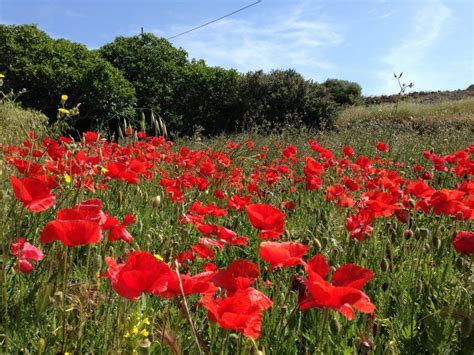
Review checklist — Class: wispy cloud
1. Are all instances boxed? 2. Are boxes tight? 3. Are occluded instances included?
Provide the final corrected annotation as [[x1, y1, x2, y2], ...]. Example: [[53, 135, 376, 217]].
[[375, 0, 453, 94], [161, 1, 342, 78]]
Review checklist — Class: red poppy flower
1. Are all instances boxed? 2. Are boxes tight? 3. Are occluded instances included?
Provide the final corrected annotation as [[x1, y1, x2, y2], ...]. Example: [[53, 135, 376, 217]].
[[155, 270, 217, 299], [429, 189, 466, 216], [405, 180, 434, 198], [39, 199, 106, 246], [363, 191, 400, 218], [104, 251, 174, 300], [10, 176, 56, 212], [102, 214, 136, 243], [83, 131, 99, 143], [191, 243, 215, 259], [342, 146, 355, 157], [299, 254, 375, 320], [212, 259, 259, 293], [259, 241, 309, 269], [200, 287, 272, 339], [40, 219, 102, 246], [453, 231, 474, 255], [346, 210, 374, 241], [245, 203, 285, 239], [11, 237, 44, 273], [376, 142, 389, 152]]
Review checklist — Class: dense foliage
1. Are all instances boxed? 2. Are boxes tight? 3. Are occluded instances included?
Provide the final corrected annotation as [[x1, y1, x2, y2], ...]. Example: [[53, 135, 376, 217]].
[[0, 25, 137, 134], [0, 25, 363, 136]]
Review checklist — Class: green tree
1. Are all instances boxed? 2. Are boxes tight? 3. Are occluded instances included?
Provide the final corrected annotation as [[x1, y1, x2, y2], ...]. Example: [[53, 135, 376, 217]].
[[98, 33, 188, 130], [0, 24, 136, 135], [174, 60, 240, 134]]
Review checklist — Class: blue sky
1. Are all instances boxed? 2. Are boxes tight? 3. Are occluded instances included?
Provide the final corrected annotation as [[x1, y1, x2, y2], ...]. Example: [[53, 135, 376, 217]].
[[0, 0, 472, 95]]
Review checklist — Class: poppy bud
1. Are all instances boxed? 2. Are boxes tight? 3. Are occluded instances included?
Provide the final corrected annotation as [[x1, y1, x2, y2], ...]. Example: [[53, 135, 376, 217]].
[[330, 317, 341, 334], [385, 340, 397, 354], [380, 258, 390, 272], [460, 318, 472, 338], [403, 229, 413, 240], [455, 257, 465, 272], [38, 338, 46, 354], [228, 333, 239, 340], [414, 227, 430, 239], [408, 198, 415, 208], [432, 236, 442, 250], [151, 195, 162, 208], [95, 253, 103, 270], [138, 339, 151, 354], [313, 238, 322, 252], [118, 190, 124, 204]]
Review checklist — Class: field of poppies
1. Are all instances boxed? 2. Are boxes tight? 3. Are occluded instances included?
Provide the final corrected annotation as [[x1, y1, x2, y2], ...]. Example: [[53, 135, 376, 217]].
[[0, 122, 473, 354]]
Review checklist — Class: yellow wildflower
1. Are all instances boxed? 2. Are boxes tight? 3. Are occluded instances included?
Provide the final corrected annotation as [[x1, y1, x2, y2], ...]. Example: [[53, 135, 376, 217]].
[[101, 167, 108, 174], [64, 173, 72, 184], [140, 329, 149, 337], [154, 254, 164, 261], [58, 108, 70, 115], [142, 317, 151, 325], [61, 94, 68, 102], [0, 73, 5, 79], [131, 325, 139, 335]]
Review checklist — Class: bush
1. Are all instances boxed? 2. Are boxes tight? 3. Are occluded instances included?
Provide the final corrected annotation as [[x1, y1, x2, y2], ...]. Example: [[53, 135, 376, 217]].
[[235, 69, 340, 130], [323, 78, 362, 106], [174, 60, 240, 134], [0, 24, 136, 135]]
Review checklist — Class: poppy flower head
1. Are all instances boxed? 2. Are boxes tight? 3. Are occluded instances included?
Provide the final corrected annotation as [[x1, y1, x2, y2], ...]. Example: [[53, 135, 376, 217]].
[[11, 237, 44, 273], [453, 231, 474, 255], [10, 176, 56, 212], [300, 254, 376, 320], [104, 251, 174, 300], [200, 287, 272, 339], [259, 241, 309, 269], [376, 142, 389, 152], [245, 203, 286, 239]]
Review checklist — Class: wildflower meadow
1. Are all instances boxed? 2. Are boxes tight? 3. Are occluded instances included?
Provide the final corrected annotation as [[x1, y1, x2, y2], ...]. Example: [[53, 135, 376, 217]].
[[0, 120, 472, 354]]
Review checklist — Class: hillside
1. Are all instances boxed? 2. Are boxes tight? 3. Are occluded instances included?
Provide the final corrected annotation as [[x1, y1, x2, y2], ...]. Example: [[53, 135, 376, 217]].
[[364, 85, 474, 105]]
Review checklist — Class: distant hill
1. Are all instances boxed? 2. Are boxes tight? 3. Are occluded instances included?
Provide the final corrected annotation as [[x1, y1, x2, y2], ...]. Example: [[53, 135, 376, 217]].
[[364, 85, 474, 105]]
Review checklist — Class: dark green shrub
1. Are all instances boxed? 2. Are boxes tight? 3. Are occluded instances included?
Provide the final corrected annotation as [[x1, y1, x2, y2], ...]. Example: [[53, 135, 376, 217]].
[[323, 78, 362, 106], [174, 60, 240, 134], [236, 69, 309, 128], [235, 69, 340, 130], [0, 24, 137, 134], [304, 83, 339, 129]]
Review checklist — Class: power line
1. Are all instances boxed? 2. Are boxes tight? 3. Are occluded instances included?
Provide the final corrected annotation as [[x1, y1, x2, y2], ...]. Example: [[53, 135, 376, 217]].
[[166, 1, 262, 40]]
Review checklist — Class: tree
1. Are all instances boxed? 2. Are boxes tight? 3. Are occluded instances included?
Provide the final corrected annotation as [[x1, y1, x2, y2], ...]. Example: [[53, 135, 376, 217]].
[[0, 24, 136, 135], [174, 60, 240, 134], [98, 33, 188, 130]]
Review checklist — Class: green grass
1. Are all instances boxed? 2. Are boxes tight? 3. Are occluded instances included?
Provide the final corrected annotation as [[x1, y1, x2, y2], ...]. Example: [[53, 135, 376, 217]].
[[336, 97, 474, 134], [0, 100, 48, 146]]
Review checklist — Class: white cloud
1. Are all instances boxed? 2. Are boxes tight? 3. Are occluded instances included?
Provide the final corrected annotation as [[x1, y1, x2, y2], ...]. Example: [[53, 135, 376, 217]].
[[374, 0, 453, 94], [161, 1, 342, 78]]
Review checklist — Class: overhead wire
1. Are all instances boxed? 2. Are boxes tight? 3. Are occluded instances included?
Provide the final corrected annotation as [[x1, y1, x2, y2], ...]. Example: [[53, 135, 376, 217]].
[[166, 1, 262, 40]]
